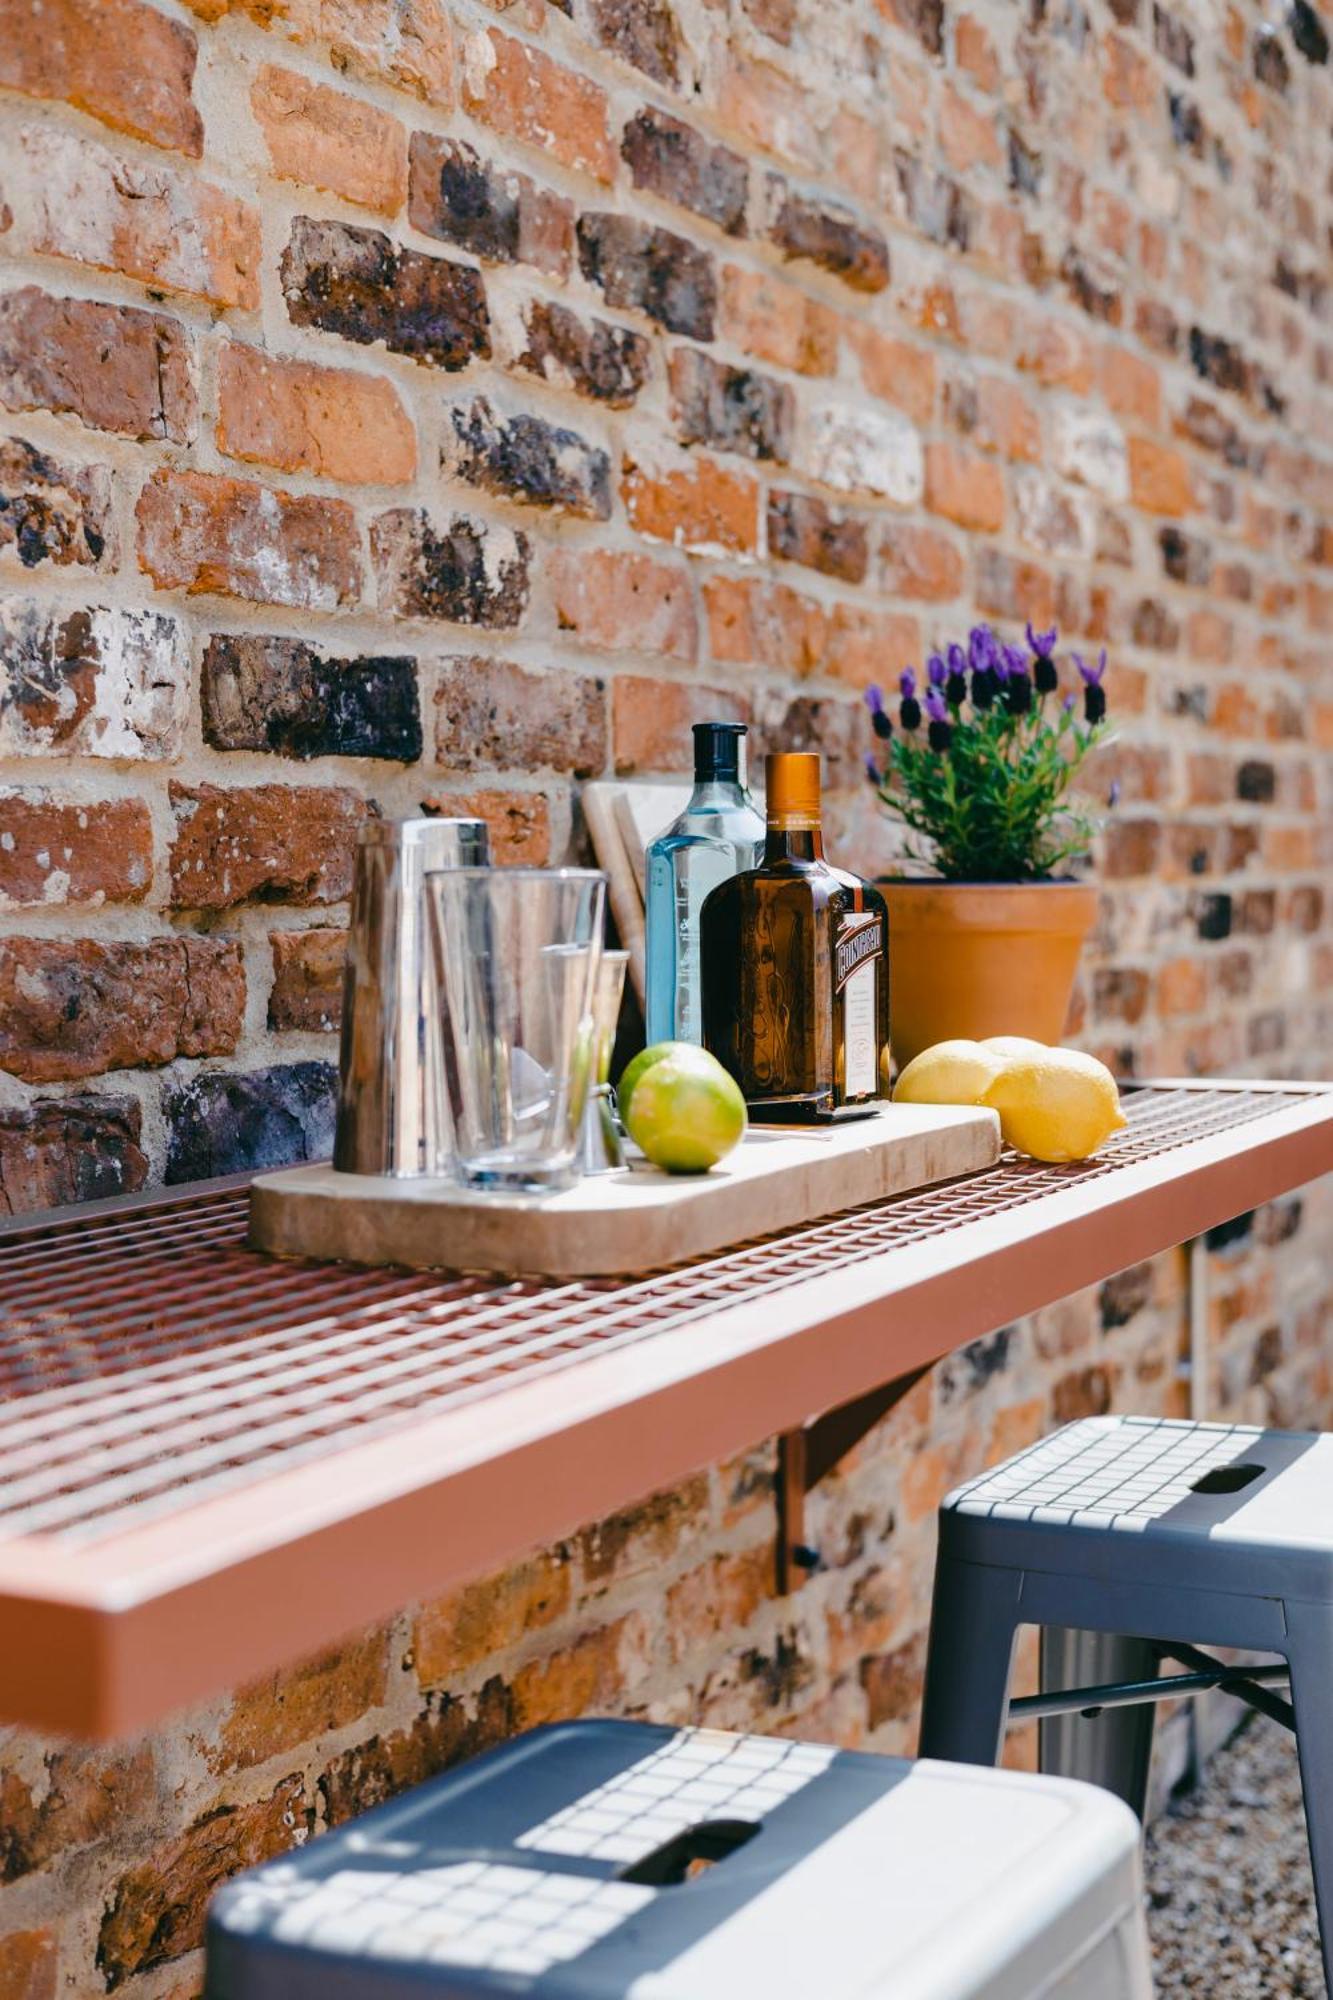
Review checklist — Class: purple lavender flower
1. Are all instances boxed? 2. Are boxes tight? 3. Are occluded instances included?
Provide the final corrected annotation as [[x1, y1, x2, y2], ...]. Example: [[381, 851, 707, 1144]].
[[1002, 644, 1028, 678], [900, 691, 922, 731], [968, 624, 1000, 675], [1074, 648, 1109, 724], [1073, 648, 1108, 687], [1026, 621, 1058, 659], [925, 685, 953, 750], [927, 651, 947, 687], [1062, 690, 1077, 714], [1107, 779, 1122, 808], [899, 667, 917, 699], [865, 683, 885, 714], [864, 752, 883, 786], [924, 685, 949, 723], [944, 641, 968, 706]]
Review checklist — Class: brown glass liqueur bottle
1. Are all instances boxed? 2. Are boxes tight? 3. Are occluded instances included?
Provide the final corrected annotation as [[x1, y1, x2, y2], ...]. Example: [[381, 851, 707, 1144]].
[[701, 752, 890, 1122]]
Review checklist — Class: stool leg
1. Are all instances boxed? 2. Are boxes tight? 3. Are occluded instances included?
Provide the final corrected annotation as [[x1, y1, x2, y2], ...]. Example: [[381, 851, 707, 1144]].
[[1282, 1601, 1333, 1994], [919, 1556, 1022, 1766], [1038, 1628, 1157, 1821]]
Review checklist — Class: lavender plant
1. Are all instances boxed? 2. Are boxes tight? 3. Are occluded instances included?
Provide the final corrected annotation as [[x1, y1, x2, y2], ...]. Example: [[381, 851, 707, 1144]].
[[863, 623, 1113, 883]]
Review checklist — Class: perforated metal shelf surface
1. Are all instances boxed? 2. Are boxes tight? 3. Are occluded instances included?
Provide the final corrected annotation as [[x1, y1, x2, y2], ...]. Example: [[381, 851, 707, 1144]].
[[1, 1080, 1330, 1740]]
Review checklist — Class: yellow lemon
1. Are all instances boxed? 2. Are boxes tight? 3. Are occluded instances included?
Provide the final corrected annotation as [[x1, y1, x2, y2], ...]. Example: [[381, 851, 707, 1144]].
[[980, 1035, 1049, 1057], [982, 1049, 1127, 1162], [893, 1038, 1007, 1107], [623, 1047, 747, 1173]]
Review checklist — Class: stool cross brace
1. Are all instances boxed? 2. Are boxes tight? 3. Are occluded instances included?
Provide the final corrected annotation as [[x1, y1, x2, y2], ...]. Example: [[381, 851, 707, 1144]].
[[1008, 1641, 1296, 1734]]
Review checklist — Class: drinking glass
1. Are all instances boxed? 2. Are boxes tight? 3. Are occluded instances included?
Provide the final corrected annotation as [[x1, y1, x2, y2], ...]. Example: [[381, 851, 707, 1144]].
[[425, 867, 606, 1194]]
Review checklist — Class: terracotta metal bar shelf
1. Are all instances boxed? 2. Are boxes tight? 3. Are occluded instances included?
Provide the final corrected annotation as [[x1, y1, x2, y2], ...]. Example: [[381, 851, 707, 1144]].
[[1, 1081, 1331, 1740]]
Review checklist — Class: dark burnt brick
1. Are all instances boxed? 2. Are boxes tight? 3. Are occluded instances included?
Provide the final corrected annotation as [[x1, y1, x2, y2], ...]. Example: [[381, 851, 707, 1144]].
[[371, 508, 531, 627], [1248, 1009, 1285, 1057], [443, 398, 612, 519], [1206, 1210, 1253, 1252], [1061, 248, 1121, 324], [1107, 0, 1139, 18], [408, 135, 572, 277], [282, 217, 490, 372], [1193, 891, 1232, 941], [1100, 1261, 1153, 1329], [1053, 1364, 1114, 1423], [766, 490, 868, 583], [0, 438, 113, 570], [1093, 965, 1151, 1024], [880, 0, 944, 55], [202, 634, 422, 762], [577, 213, 716, 340], [590, 0, 682, 85], [892, 151, 971, 252], [1167, 91, 1204, 154], [0, 289, 196, 443], [1008, 127, 1042, 196], [513, 298, 650, 407], [621, 109, 748, 238], [1152, 2, 1194, 72], [765, 180, 889, 292], [1159, 525, 1212, 586], [1291, 0, 1330, 62], [0, 1094, 146, 1216], [1130, 599, 1180, 649], [165, 1061, 337, 1182], [1189, 326, 1249, 398], [435, 656, 607, 776], [936, 1326, 1013, 1404], [1236, 758, 1276, 803], [1180, 396, 1249, 468], [0, 936, 245, 1084], [669, 348, 793, 463], [1254, 26, 1291, 88]]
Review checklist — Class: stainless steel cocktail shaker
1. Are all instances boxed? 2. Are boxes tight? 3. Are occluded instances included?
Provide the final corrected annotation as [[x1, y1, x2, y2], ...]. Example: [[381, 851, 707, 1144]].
[[334, 816, 489, 1177]]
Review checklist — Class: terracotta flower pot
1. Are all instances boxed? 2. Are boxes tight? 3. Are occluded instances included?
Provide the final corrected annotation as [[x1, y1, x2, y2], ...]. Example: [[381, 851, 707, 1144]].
[[881, 879, 1098, 1071]]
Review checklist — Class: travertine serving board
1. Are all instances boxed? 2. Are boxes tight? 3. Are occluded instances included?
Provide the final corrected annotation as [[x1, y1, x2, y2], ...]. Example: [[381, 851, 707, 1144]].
[[248, 1104, 1001, 1279]]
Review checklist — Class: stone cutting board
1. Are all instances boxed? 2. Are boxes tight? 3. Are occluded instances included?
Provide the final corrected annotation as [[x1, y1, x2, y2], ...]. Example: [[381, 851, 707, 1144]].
[[248, 1103, 1001, 1279]]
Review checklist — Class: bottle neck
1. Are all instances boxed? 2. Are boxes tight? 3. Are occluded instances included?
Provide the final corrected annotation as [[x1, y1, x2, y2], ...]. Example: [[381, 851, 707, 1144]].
[[689, 775, 749, 809], [765, 818, 825, 864]]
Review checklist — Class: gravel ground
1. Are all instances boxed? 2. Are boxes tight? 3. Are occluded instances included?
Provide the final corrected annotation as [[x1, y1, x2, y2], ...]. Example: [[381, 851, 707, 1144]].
[[1145, 1716, 1324, 1996]]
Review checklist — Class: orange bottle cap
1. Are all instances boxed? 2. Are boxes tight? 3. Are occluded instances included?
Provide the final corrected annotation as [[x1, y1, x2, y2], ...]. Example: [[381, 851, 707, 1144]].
[[765, 751, 821, 825]]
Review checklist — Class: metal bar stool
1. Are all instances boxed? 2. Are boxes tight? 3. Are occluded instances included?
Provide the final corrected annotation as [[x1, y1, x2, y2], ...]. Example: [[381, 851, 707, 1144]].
[[919, 1414, 1333, 1986], [206, 1719, 1153, 1998]]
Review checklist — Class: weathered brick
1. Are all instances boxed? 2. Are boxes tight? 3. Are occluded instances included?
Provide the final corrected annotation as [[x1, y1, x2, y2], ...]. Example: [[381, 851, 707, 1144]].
[[0, 438, 113, 571], [0, 937, 244, 1083], [720, 266, 838, 376], [578, 214, 716, 339], [1129, 435, 1194, 516], [549, 547, 696, 661], [893, 149, 974, 251], [213, 1633, 388, 1773], [669, 347, 793, 462], [443, 398, 611, 518], [824, 604, 921, 687], [216, 345, 415, 485], [879, 521, 966, 599], [0, 791, 152, 909], [503, 296, 651, 407], [765, 178, 890, 292], [165, 1063, 337, 1182], [880, 0, 944, 54], [137, 468, 360, 611], [613, 676, 747, 772], [0, 1094, 147, 1215], [621, 108, 748, 237], [416, 1552, 571, 1683], [282, 216, 490, 370], [0, 1930, 56, 2000], [767, 490, 868, 583], [371, 507, 531, 626], [251, 65, 407, 214], [419, 787, 550, 863], [795, 402, 925, 504], [23, 126, 260, 310], [924, 439, 1006, 530], [849, 328, 937, 426], [0, 290, 196, 443], [203, 634, 422, 761], [0, 599, 189, 759], [0, 0, 202, 155], [621, 447, 760, 553], [705, 575, 828, 675], [591, 0, 683, 85], [408, 133, 571, 275], [435, 656, 606, 775], [462, 29, 614, 182], [268, 928, 346, 1033], [168, 780, 367, 910]]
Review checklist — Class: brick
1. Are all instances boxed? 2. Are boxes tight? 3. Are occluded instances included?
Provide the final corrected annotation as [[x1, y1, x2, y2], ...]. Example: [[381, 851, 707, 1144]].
[[509, 1616, 648, 1730], [462, 28, 614, 182], [0, 437, 113, 570], [23, 126, 260, 310], [216, 345, 415, 485], [955, 13, 1000, 87], [767, 490, 868, 583], [720, 265, 837, 376], [1129, 435, 1194, 516], [443, 397, 612, 519], [622, 108, 748, 237], [718, 52, 820, 172], [165, 1062, 337, 1181], [893, 149, 974, 252], [317, 1685, 515, 1829], [0, 599, 189, 759], [269, 928, 346, 1032], [97, 1776, 310, 1986], [704, 575, 827, 675], [203, 633, 422, 761], [168, 780, 367, 910], [419, 787, 551, 863], [549, 547, 696, 661], [0, 290, 196, 443], [1052, 404, 1129, 500], [665, 1547, 773, 1661], [1014, 469, 1095, 557], [282, 216, 490, 371], [0, 0, 202, 155], [1100, 343, 1162, 428], [0, 1095, 147, 1214], [880, 0, 944, 54], [879, 521, 966, 599], [371, 507, 531, 626], [251, 65, 407, 214], [0, 791, 152, 909], [214, 1633, 388, 1773], [435, 657, 606, 775], [0, 1741, 156, 1884], [137, 469, 361, 611], [416, 1551, 571, 1683], [591, 0, 683, 85], [974, 547, 1054, 626], [825, 604, 921, 687], [924, 440, 1006, 530], [939, 81, 1002, 174], [621, 447, 760, 554], [669, 348, 793, 462], [504, 296, 650, 407], [613, 676, 747, 772], [0, 1931, 56, 2000], [765, 178, 890, 291], [238, 0, 452, 104], [0, 937, 244, 1083], [408, 133, 571, 275], [849, 328, 937, 427], [797, 403, 924, 504], [950, 374, 1042, 462], [578, 214, 716, 339]]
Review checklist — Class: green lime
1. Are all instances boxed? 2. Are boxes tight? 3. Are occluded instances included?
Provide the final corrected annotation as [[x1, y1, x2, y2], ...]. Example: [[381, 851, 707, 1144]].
[[623, 1048, 747, 1174], [617, 1041, 698, 1125]]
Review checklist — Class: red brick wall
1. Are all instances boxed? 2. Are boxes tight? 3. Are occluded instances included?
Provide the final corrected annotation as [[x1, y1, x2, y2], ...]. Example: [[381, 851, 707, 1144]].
[[1, 0, 1332, 1990]]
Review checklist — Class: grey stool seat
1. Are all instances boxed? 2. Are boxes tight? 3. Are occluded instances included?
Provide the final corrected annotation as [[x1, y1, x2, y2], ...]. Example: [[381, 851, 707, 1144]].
[[205, 1720, 1153, 1999], [920, 1415, 1333, 1985]]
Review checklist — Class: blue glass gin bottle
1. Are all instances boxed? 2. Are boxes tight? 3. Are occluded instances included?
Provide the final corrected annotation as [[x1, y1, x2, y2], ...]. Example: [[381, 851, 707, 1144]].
[[645, 721, 765, 1045]]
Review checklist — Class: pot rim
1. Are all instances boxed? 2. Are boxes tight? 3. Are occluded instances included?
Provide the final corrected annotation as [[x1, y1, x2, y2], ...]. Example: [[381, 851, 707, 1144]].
[[876, 874, 1095, 888]]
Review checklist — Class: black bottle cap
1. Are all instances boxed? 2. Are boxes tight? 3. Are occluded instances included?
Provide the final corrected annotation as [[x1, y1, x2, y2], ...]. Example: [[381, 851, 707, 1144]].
[[693, 720, 747, 783]]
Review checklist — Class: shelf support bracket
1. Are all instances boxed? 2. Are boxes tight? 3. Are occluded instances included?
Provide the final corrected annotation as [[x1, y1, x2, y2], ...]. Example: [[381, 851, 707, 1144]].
[[776, 1367, 930, 1593]]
